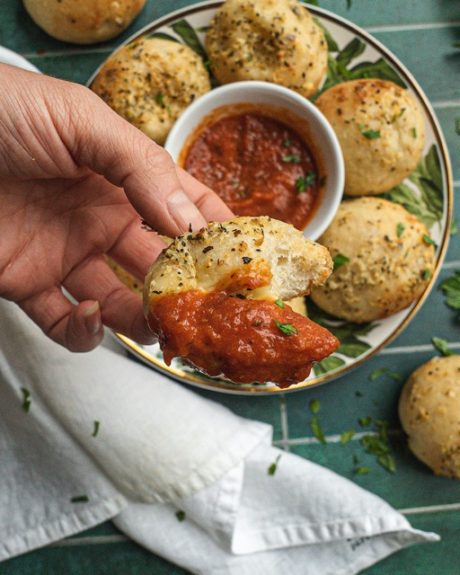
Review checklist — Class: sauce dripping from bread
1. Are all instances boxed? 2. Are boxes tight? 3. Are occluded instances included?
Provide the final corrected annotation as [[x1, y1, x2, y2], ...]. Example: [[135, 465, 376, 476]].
[[148, 290, 339, 387]]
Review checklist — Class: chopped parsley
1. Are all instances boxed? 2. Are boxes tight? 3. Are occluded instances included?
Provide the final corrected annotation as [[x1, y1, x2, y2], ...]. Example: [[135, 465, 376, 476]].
[[359, 124, 381, 139], [360, 420, 396, 474], [154, 92, 164, 106], [396, 222, 405, 238], [275, 299, 285, 309], [310, 416, 326, 444], [422, 234, 437, 247], [354, 466, 370, 475], [333, 253, 349, 271], [309, 399, 321, 414], [295, 172, 316, 193], [440, 271, 460, 311], [71, 495, 89, 503], [21, 388, 31, 413], [391, 107, 406, 123], [274, 321, 298, 335], [358, 416, 372, 427], [92, 420, 100, 438], [422, 268, 432, 281], [242, 256, 252, 264], [340, 430, 356, 444], [282, 139, 293, 147], [202, 245, 214, 254], [267, 454, 282, 476], [175, 510, 186, 522], [411, 127, 417, 138], [368, 368, 402, 382], [282, 154, 301, 164], [432, 336, 454, 357]]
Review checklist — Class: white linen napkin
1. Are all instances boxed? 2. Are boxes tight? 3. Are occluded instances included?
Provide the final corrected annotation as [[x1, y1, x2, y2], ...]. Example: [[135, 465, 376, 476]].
[[0, 298, 439, 573]]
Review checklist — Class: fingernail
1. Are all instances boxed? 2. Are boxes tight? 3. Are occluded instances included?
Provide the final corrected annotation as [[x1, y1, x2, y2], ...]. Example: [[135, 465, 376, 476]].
[[167, 190, 206, 231], [83, 302, 101, 335]]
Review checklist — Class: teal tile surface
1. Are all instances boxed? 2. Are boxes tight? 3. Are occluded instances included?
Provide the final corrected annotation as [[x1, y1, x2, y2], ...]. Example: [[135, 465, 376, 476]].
[[290, 439, 460, 509], [371, 28, 460, 102], [1, 537, 188, 575]]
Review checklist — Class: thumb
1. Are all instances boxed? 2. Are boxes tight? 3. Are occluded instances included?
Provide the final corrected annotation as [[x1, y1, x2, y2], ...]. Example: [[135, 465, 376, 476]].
[[62, 85, 207, 236]]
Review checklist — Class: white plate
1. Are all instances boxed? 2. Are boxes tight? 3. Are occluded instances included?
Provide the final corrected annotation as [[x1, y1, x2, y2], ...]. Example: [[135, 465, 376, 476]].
[[90, 1, 453, 395]]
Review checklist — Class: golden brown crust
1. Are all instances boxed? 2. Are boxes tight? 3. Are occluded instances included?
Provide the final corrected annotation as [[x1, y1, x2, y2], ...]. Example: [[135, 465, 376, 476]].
[[91, 38, 211, 144], [316, 79, 426, 196], [23, 0, 145, 44], [310, 198, 436, 323], [205, 0, 327, 98], [399, 356, 460, 479], [144, 216, 333, 315]]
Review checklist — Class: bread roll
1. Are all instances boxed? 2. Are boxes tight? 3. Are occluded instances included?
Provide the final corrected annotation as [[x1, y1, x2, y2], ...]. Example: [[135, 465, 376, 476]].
[[310, 198, 436, 323], [205, 0, 327, 98], [144, 216, 338, 386], [91, 37, 211, 144], [399, 356, 460, 479], [316, 79, 426, 196], [23, 0, 145, 44], [144, 216, 332, 309]]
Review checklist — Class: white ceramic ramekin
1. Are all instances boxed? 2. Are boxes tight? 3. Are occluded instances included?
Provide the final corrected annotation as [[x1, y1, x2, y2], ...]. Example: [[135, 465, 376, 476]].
[[165, 81, 344, 240]]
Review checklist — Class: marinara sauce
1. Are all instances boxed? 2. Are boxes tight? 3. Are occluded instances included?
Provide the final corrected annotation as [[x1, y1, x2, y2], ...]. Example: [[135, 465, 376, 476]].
[[149, 291, 339, 388], [182, 106, 322, 230]]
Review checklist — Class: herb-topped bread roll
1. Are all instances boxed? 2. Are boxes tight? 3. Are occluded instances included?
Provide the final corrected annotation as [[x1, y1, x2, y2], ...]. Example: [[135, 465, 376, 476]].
[[316, 79, 426, 196], [91, 38, 211, 144], [23, 0, 145, 44], [310, 198, 436, 323], [399, 356, 460, 479], [144, 216, 338, 387], [205, 0, 327, 98]]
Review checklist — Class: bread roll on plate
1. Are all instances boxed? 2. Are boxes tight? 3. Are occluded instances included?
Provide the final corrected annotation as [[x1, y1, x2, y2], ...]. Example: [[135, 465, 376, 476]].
[[316, 79, 426, 196], [205, 0, 327, 98], [91, 38, 211, 144], [310, 197, 436, 323], [23, 0, 145, 44], [399, 355, 460, 479], [144, 216, 339, 387]]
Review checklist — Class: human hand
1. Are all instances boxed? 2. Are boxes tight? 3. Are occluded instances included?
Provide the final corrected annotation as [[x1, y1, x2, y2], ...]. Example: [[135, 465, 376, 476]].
[[0, 64, 232, 351]]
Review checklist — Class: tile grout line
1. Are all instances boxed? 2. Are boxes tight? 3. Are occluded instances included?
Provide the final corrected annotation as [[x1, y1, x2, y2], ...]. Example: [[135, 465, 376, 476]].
[[366, 21, 460, 33], [432, 100, 460, 109], [443, 260, 460, 269], [273, 429, 403, 447], [399, 502, 460, 515], [279, 394, 291, 452], [381, 342, 460, 356]]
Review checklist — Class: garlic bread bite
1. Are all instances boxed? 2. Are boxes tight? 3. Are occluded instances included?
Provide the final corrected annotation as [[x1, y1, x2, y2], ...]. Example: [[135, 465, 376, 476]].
[[144, 216, 339, 387], [23, 0, 145, 44], [316, 79, 426, 196], [310, 198, 436, 323], [205, 0, 328, 98], [91, 38, 211, 144], [399, 356, 460, 479]]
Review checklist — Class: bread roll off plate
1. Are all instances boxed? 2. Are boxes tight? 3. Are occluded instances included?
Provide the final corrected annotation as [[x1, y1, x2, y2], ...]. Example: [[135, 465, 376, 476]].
[[89, 0, 452, 394]]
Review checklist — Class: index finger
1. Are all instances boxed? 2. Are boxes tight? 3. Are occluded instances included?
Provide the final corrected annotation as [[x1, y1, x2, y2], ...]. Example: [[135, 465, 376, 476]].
[[176, 167, 234, 223]]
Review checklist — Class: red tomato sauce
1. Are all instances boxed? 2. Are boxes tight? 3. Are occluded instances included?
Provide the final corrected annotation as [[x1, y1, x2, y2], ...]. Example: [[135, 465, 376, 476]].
[[182, 109, 322, 230], [149, 290, 339, 388]]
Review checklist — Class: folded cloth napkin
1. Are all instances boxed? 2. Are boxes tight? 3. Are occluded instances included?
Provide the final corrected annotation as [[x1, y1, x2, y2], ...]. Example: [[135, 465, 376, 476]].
[[0, 298, 438, 574]]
